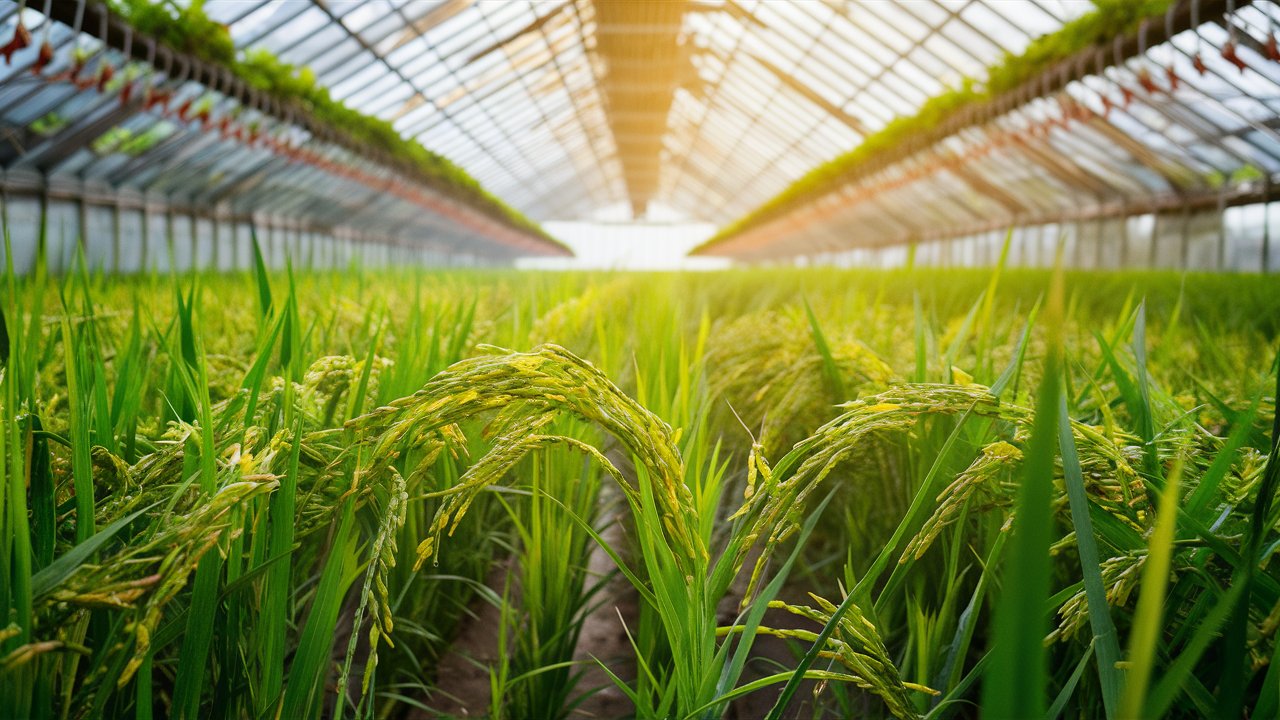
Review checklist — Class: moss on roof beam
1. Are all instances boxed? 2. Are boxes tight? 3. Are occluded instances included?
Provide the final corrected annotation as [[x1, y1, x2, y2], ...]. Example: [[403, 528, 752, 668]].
[[694, 0, 1240, 258]]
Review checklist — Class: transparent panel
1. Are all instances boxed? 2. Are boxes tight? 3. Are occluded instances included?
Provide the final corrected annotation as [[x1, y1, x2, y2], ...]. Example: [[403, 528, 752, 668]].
[[118, 209, 144, 274]]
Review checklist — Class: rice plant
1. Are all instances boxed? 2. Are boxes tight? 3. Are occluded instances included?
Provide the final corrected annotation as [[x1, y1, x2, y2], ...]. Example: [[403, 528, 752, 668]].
[[0, 228, 1277, 718]]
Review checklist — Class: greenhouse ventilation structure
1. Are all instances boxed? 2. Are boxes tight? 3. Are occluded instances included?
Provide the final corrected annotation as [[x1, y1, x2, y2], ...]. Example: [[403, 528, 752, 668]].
[[0, 0, 1279, 718]]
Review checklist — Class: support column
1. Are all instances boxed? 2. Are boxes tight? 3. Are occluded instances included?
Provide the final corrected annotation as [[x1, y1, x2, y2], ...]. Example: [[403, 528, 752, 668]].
[[140, 204, 151, 274], [1093, 216, 1104, 269], [1216, 191, 1227, 271], [212, 213, 221, 272], [1264, 181, 1273, 273], [112, 200, 122, 276], [1149, 212, 1159, 268], [1179, 206, 1191, 270], [188, 212, 198, 272], [165, 207, 177, 274], [1120, 211, 1131, 270]]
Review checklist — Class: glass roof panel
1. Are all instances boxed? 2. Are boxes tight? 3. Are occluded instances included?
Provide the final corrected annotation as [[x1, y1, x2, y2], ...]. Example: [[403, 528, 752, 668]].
[[10, 0, 1280, 259]]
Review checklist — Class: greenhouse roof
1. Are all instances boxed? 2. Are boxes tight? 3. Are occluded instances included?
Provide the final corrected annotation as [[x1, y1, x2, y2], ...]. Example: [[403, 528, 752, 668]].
[[193, 0, 1095, 223], [3, 0, 1280, 261]]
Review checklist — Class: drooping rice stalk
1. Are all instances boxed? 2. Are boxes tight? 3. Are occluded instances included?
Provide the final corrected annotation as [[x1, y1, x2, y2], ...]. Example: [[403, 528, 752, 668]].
[[0, 231, 1276, 720]]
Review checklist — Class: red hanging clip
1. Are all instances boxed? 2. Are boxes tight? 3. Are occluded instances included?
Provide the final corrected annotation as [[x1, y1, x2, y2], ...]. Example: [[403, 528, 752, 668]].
[[31, 39, 52, 74], [1137, 67, 1160, 94], [96, 63, 114, 92], [1165, 65, 1180, 91], [1, 21, 30, 64], [1055, 99, 1070, 125], [1267, 34, 1280, 62], [144, 86, 170, 111], [1193, 53, 1208, 75], [1222, 41, 1248, 71]]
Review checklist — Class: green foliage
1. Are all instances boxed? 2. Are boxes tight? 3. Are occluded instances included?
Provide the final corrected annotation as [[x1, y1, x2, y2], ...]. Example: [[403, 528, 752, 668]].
[[984, 0, 1172, 95], [0, 220, 1277, 719], [109, 0, 235, 65], [90, 122, 174, 156], [30, 112, 68, 136], [981, 268, 1062, 718]]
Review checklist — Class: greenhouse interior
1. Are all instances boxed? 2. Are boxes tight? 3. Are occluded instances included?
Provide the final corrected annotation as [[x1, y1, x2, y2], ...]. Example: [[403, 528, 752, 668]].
[[0, 0, 1279, 718]]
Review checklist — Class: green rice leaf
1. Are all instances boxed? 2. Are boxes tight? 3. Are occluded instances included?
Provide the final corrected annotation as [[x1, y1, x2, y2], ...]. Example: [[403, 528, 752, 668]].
[[1058, 394, 1123, 718], [1118, 461, 1182, 719], [31, 505, 154, 599], [981, 267, 1064, 719]]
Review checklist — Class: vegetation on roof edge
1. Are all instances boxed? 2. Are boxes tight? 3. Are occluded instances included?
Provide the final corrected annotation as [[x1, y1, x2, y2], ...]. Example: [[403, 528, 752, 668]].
[[695, 0, 1173, 254], [107, 0, 565, 251]]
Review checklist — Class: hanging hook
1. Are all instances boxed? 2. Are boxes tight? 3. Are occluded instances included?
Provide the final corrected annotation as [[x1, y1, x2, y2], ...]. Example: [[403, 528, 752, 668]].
[[273, 101, 291, 154], [1190, 0, 1208, 74], [1222, 0, 1248, 71], [203, 66, 226, 130], [232, 75, 247, 109], [97, 3, 108, 48], [59, 0, 89, 79], [223, 70, 238, 106], [114, 23, 137, 104], [172, 50, 188, 84], [1053, 61, 1072, 128], [130, 15, 159, 99], [1135, 15, 1161, 94], [1072, 52, 1093, 121], [70, 0, 85, 35], [246, 87, 264, 145], [277, 98, 295, 148], [174, 53, 200, 122], [88, 3, 116, 90], [985, 87, 1005, 152], [185, 57, 202, 92], [187, 62, 212, 125], [30, 0, 56, 73], [1031, 64, 1049, 137], [206, 63, 222, 99], [1164, 2, 1181, 90], [1094, 47, 1114, 118], [1, 0, 32, 65], [222, 75, 246, 141], [144, 40, 173, 110], [38, 0, 51, 39], [1114, 34, 1135, 107]]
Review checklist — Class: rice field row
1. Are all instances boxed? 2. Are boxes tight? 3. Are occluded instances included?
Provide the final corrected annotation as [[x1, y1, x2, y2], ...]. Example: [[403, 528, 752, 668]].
[[0, 241, 1277, 719]]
